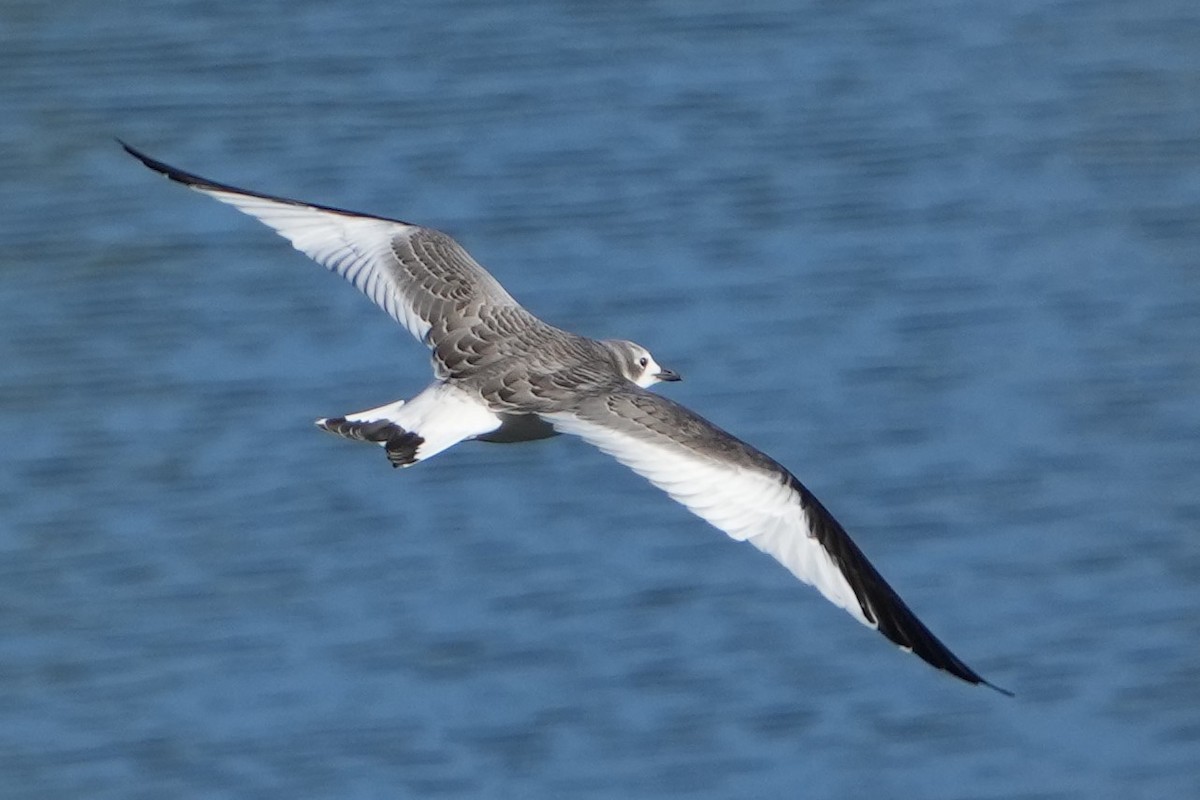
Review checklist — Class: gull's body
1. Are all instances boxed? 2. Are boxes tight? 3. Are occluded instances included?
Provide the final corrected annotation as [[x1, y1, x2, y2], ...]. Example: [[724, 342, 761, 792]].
[[123, 142, 1007, 694]]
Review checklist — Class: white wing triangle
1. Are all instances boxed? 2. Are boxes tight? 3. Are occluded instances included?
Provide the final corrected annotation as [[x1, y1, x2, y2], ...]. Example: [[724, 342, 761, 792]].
[[545, 408, 871, 624]]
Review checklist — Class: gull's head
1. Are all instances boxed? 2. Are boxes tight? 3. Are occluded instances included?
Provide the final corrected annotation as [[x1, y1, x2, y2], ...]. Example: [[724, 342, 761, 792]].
[[605, 340, 682, 388]]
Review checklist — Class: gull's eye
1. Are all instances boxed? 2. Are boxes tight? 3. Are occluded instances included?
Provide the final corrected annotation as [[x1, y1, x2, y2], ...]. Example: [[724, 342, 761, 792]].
[[638, 356, 649, 368]]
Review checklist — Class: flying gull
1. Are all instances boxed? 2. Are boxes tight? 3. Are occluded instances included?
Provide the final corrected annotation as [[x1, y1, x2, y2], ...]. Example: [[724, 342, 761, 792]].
[[123, 142, 1008, 694]]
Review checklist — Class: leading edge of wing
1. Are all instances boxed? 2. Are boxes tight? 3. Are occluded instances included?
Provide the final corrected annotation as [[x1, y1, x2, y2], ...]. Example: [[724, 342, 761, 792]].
[[119, 140, 415, 226]]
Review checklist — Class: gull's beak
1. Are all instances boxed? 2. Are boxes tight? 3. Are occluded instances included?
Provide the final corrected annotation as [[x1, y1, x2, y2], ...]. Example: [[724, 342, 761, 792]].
[[656, 368, 682, 382]]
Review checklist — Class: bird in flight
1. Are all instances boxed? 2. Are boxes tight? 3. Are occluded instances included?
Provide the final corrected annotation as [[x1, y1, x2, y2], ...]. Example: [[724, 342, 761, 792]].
[[123, 142, 1008, 695]]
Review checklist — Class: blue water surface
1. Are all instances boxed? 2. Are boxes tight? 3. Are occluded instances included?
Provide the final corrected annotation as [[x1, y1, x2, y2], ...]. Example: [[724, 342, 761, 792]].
[[2, 1, 1198, 797]]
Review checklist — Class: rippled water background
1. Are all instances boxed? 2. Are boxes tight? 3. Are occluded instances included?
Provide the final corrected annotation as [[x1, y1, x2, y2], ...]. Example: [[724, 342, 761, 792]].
[[3, 1, 1199, 797]]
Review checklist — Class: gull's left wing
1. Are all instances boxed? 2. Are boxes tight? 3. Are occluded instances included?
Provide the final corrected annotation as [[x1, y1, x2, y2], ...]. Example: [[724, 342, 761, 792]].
[[121, 142, 537, 378]]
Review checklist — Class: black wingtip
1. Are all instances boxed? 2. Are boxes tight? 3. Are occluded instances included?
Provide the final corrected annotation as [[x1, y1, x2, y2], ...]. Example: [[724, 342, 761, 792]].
[[118, 139, 159, 170], [118, 139, 217, 190], [790, 475, 1010, 695], [118, 140, 418, 225]]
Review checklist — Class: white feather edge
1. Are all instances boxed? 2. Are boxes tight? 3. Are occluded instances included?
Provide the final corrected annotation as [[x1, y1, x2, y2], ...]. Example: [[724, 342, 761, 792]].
[[186, 185, 431, 342], [543, 411, 874, 629]]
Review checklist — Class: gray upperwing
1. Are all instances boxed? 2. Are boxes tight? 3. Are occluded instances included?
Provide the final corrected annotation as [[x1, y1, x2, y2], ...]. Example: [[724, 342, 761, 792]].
[[123, 142, 534, 375], [548, 385, 1008, 693], [569, 385, 786, 474]]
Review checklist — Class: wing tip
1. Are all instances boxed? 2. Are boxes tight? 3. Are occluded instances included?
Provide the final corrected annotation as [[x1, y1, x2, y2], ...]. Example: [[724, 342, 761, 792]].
[[791, 475, 1010, 695], [119, 139, 170, 175], [119, 139, 167, 178], [981, 679, 1015, 697], [119, 139, 233, 194], [119, 140, 422, 227], [934, 650, 1013, 696]]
